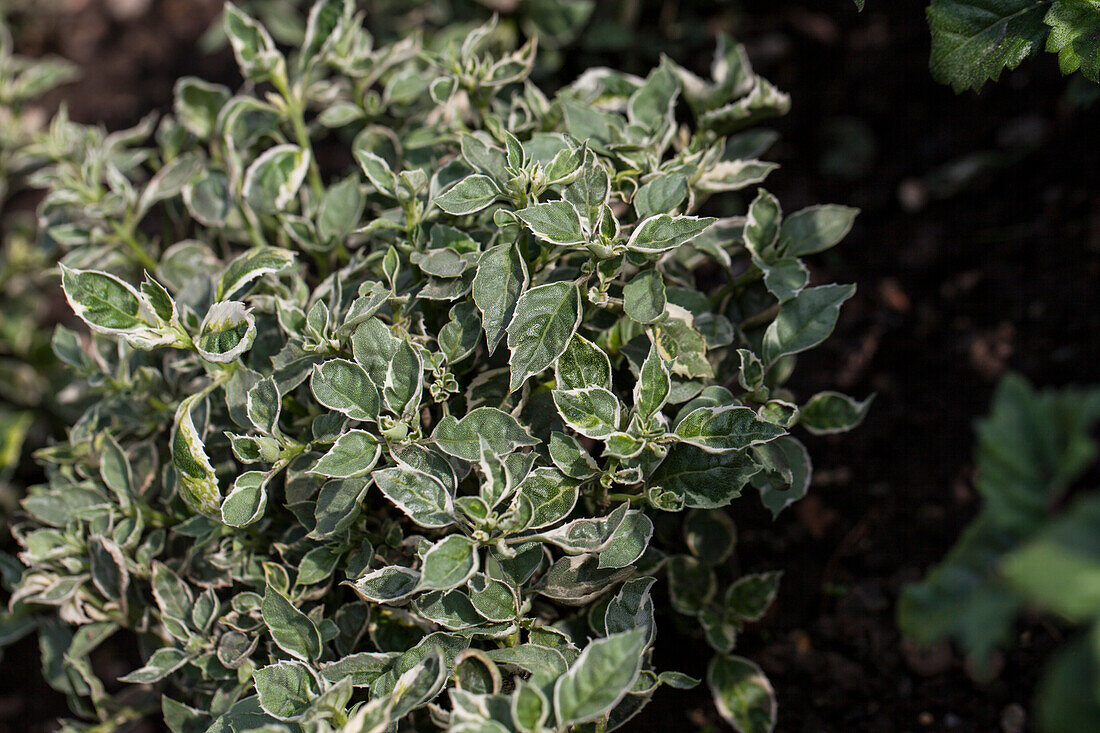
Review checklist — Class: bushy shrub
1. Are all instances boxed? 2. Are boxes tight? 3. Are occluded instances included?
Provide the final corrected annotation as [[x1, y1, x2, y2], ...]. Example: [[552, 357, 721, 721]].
[[0, 19, 76, 500], [2, 2, 868, 730], [900, 374, 1100, 733]]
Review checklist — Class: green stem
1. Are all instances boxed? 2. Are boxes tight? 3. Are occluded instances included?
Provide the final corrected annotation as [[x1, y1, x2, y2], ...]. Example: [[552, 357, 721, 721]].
[[110, 219, 158, 272]]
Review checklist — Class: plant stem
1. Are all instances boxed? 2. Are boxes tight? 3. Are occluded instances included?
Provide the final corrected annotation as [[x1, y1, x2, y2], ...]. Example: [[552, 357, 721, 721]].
[[111, 219, 158, 272]]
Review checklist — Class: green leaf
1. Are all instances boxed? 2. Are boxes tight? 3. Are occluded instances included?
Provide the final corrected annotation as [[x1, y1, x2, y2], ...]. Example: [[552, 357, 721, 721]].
[[246, 376, 281, 435], [253, 661, 320, 721], [473, 243, 528, 354], [172, 394, 221, 518], [698, 77, 790, 135], [651, 444, 762, 509], [563, 149, 611, 221], [1035, 633, 1100, 733], [897, 514, 1022, 663], [186, 169, 232, 227], [553, 387, 621, 439], [383, 338, 424, 417], [511, 679, 551, 732], [598, 511, 654, 569], [653, 315, 713, 379], [726, 571, 782, 621], [431, 406, 538, 461], [354, 150, 397, 197], [348, 566, 422, 603], [778, 204, 859, 256], [138, 154, 204, 216], [668, 554, 716, 615], [221, 471, 268, 527], [800, 391, 874, 435], [553, 628, 648, 726], [975, 373, 1100, 529], [556, 334, 612, 391], [762, 284, 856, 365], [173, 77, 230, 139], [300, 0, 344, 72], [87, 534, 129, 603], [310, 359, 380, 422], [548, 431, 599, 479], [223, 3, 281, 82], [461, 132, 508, 181], [419, 535, 479, 591], [99, 433, 134, 511], [684, 509, 737, 566], [744, 189, 781, 254], [312, 477, 371, 539], [1003, 496, 1100, 621], [628, 59, 680, 130], [319, 652, 397, 688], [760, 258, 809, 304], [196, 301, 256, 364], [633, 175, 688, 219], [318, 176, 365, 243], [515, 467, 580, 529], [623, 270, 667, 324], [604, 577, 656, 640], [697, 160, 778, 193], [435, 175, 502, 215], [1045, 0, 1100, 81], [262, 584, 322, 662], [391, 649, 447, 718], [243, 145, 310, 214], [675, 405, 786, 453], [626, 215, 716, 254], [373, 466, 454, 528], [708, 654, 777, 733], [217, 246, 297, 301], [311, 430, 381, 478], [151, 562, 193, 623], [507, 281, 582, 391], [927, 0, 1051, 93], [753, 436, 813, 518], [514, 201, 586, 246], [59, 266, 158, 336], [118, 647, 191, 684], [635, 342, 671, 420], [536, 506, 627, 554]]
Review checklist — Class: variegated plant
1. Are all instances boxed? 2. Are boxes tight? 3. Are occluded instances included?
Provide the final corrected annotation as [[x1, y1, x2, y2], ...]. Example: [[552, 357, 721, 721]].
[[2, 2, 869, 731]]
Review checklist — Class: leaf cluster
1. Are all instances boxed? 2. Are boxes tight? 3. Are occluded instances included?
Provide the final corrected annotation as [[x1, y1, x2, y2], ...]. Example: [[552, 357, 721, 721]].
[[925, 0, 1100, 91], [0, 19, 78, 491], [2, 3, 866, 731], [900, 373, 1100, 733]]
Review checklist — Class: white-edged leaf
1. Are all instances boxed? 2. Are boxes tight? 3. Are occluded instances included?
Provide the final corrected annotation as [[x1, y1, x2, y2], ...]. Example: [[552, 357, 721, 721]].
[[171, 393, 221, 518], [243, 144, 311, 214], [626, 214, 716, 254], [553, 628, 648, 726], [310, 359, 380, 422], [196, 301, 256, 363], [507, 281, 582, 391]]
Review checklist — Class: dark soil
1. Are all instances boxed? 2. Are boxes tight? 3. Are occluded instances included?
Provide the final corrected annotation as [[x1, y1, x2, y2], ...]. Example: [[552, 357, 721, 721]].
[[5, 1, 1099, 731]]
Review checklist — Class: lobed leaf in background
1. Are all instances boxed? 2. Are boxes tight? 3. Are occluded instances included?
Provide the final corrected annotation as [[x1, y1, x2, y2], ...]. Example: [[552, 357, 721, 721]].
[[926, 0, 1100, 92], [900, 373, 1100, 733]]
